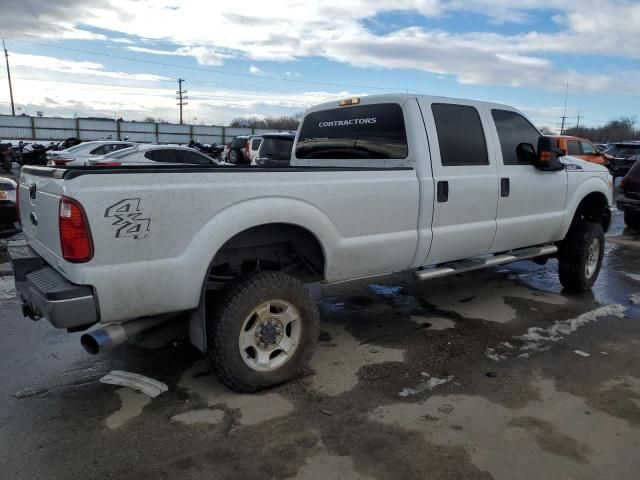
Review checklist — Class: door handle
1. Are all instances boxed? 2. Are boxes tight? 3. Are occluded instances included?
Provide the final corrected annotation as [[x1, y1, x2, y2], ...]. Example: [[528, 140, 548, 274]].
[[500, 178, 510, 197], [437, 181, 449, 203]]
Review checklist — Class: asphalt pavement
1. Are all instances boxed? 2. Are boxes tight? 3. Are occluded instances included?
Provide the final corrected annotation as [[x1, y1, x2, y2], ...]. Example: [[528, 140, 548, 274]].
[[1, 169, 640, 479]]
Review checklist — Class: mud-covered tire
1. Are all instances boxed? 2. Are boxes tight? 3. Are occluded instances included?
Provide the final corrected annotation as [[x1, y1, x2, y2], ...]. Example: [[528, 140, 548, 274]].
[[206, 271, 320, 393], [624, 210, 640, 230], [558, 222, 605, 292]]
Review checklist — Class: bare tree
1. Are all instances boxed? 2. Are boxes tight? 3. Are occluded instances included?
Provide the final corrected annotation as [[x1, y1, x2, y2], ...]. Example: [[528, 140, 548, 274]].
[[565, 116, 639, 143], [230, 113, 302, 131]]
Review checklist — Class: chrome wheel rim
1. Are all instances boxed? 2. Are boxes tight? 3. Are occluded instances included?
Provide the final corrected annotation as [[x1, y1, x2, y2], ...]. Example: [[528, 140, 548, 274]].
[[238, 300, 302, 372], [585, 238, 600, 279]]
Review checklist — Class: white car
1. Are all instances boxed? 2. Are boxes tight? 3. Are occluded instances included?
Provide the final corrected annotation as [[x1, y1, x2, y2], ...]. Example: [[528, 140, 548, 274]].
[[47, 141, 136, 166], [85, 144, 222, 166]]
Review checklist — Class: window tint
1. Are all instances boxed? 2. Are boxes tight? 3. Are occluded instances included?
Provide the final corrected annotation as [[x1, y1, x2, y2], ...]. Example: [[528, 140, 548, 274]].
[[259, 137, 294, 160], [296, 103, 408, 160], [580, 141, 597, 155], [251, 138, 262, 150], [176, 150, 212, 165], [89, 145, 106, 155], [491, 109, 540, 165], [148, 149, 178, 163], [432, 104, 488, 166], [567, 141, 581, 155]]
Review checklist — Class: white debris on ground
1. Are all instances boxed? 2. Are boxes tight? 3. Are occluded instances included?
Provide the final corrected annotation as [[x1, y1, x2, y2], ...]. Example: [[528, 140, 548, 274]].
[[574, 350, 591, 357], [486, 304, 627, 362], [100, 370, 168, 398], [0, 276, 16, 302], [630, 293, 640, 306], [398, 374, 454, 397], [623, 272, 640, 282]]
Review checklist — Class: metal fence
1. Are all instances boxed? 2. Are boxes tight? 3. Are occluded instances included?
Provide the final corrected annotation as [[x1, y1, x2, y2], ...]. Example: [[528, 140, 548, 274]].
[[0, 114, 279, 145]]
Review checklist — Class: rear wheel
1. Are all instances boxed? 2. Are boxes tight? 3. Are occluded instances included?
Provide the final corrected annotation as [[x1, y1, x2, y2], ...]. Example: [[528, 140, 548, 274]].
[[624, 210, 640, 230], [207, 271, 319, 393], [229, 150, 239, 164], [558, 222, 605, 292]]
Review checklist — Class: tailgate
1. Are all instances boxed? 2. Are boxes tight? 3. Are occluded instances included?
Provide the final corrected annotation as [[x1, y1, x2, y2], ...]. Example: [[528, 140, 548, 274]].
[[18, 167, 66, 261]]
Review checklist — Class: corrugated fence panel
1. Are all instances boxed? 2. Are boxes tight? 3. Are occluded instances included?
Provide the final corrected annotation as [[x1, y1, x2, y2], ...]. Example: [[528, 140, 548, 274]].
[[192, 125, 224, 144], [34, 117, 77, 140], [156, 122, 189, 144], [0, 115, 32, 140], [77, 119, 117, 141], [223, 127, 254, 143], [120, 122, 156, 143]]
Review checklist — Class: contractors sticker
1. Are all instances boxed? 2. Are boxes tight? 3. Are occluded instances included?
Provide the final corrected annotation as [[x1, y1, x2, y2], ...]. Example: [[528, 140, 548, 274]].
[[104, 198, 150, 239], [318, 117, 377, 127]]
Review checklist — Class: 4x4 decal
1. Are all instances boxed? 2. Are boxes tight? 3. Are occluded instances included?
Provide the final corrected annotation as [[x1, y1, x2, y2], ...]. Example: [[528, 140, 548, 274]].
[[104, 198, 150, 239]]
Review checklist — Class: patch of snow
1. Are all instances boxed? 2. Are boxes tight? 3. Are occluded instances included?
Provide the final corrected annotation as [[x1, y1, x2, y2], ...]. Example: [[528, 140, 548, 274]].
[[485, 348, 506, 362], [622, 272, 640, 282], [574, 350, 591, 357], [630, 293, 640, 306], [514, 304, 626, 351], [398, 375, 454, 397]]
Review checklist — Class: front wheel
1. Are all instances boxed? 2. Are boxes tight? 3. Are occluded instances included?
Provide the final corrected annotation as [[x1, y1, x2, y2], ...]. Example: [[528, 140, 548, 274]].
[[207, 271, 320, 393], [624, 210, 640, 230], [558, 222, 605, 292]]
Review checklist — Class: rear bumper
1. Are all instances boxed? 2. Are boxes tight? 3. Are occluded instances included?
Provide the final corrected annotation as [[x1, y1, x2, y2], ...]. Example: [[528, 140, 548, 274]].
[[617, 197, 640, 213], [8, 245, 98, 329]]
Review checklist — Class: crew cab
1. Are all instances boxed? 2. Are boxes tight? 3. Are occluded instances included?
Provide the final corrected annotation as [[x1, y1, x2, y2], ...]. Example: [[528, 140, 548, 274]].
[[9, 94, 613, 393], [549, 135, 606, 167]]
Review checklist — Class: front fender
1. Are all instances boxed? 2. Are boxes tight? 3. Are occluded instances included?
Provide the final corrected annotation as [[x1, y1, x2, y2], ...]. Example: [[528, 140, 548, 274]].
[[560, 175, 612, 238]]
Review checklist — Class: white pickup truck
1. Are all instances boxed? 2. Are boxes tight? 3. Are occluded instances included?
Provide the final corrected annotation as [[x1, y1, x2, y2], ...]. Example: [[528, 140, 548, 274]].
[[10, 94, 613, 392]]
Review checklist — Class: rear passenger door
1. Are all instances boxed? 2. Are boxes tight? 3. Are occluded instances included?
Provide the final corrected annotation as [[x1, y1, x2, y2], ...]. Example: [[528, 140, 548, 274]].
[[420, 101, 499, 265], [488, 109, 567, 252]]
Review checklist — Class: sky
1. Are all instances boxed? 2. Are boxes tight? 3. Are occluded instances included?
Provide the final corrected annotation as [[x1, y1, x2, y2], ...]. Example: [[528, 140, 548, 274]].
[[0, 0, 638, 130]]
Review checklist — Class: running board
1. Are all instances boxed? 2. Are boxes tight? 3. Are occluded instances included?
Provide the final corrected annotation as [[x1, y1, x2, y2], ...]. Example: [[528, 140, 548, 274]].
[[414, 245, 558, 281]]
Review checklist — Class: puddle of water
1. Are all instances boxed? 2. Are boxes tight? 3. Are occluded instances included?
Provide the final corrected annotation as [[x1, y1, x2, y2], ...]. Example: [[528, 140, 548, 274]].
[[105, 387, 151, 429]]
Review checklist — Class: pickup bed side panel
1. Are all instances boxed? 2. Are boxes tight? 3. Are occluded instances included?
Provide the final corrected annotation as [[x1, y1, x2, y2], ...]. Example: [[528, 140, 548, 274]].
[[60, 169, 420, 323]]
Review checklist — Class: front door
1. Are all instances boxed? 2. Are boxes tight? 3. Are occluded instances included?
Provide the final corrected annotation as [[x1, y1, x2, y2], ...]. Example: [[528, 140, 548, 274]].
[[487, 109, 567, 252]]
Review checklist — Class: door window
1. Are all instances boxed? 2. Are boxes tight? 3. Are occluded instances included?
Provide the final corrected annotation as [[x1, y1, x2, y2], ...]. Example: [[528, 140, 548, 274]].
[[432, 104, 488, 166], [491, 110, 541, 165], [580, 141, 597, 155], [176, 150, 212, 165], [567, 141, 581, 155]]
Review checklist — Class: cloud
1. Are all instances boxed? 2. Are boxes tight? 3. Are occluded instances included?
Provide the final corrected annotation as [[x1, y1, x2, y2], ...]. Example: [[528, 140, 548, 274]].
[[8, 53, 170, 82], [249, 65, 263, 75], [3, 0, 640, 96], [127, 45, 227, 65]]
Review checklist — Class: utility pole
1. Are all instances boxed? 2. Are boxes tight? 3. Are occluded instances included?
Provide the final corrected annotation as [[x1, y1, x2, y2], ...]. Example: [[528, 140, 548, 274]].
[[2, 39, 16, 116], [575, 111, 581, 130], [560, 81, 568, 135], [176, 78, 188, 125]]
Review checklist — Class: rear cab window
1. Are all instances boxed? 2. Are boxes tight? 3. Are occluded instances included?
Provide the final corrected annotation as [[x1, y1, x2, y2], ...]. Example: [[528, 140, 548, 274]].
[[251, 138, 262, 150], [431, 104, 488, 166], [259, 137, 294, 160], [295, 103, 408, 160]]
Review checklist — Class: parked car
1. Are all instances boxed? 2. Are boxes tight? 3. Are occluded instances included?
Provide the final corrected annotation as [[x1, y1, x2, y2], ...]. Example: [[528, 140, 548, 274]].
[[548, 135, 606, 167], [85, 144, 222, 166], [595, 143, 613, 154], [253, 132, 295, 167], [0, 178, 20, 239], [47, 141, 136, 166], [11, 94, 613, 394], [247, 136, 263, 163], [226, 136, 250, 164], [604, 142, 640, 179], [617, 156, 640, 229]]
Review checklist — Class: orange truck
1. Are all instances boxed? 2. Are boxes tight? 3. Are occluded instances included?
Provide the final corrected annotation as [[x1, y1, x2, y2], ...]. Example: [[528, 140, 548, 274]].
[[548, 135, 607, 167]]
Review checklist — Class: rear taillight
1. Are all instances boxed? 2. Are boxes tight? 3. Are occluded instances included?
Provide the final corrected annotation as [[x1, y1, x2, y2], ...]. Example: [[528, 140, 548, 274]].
[[59, 196, 93, 262], [53, 157, 73, 166], [93, 161, 122, 166], [245, 141, 250, 159], [620, 176, 626, 190]]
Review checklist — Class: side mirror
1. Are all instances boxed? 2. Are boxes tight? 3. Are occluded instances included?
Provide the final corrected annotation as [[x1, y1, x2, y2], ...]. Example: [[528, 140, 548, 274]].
[[534, 136, 565, 171], [516, 143, 537, 164]]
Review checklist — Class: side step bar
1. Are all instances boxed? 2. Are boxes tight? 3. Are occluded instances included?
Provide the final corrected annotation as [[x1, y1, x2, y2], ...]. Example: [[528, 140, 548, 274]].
[[415, 245, 558, 281]]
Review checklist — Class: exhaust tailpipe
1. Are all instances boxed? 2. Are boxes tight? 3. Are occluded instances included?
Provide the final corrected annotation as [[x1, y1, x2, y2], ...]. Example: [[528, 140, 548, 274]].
[[81, 314, 174, 354]]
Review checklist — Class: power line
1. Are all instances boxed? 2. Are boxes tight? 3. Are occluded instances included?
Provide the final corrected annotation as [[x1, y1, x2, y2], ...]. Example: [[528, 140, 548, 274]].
[[6, 37, 399, 93], [176, 78, 187, 124], [2, 39, 16, 116]]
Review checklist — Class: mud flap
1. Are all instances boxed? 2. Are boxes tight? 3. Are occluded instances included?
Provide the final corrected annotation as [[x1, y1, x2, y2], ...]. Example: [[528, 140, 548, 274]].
[[189, 285, 207, 353]]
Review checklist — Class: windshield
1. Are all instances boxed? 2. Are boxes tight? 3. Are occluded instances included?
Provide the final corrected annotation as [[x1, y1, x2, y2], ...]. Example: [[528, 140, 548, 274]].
[[259, 137, 294, 160]]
